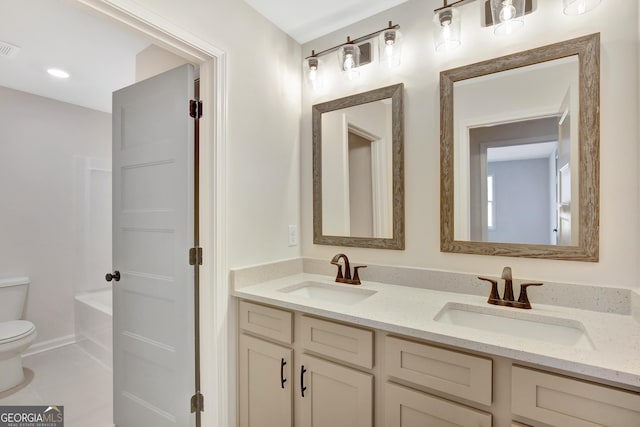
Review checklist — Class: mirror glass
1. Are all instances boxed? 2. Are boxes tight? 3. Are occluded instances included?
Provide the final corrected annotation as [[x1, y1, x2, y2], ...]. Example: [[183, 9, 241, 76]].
[[454, 57, 579, 245], [440, 34, 599, 261], [313, 84, 404, 249]]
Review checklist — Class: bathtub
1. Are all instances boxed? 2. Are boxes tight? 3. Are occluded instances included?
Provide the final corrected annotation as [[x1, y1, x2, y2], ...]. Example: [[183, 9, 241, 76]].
[[75, 288, 112, 370]]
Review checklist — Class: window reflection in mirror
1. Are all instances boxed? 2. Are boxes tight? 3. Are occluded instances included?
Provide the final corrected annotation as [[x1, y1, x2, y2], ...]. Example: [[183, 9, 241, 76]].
[[453, 56, 579, 246], [440, 33, 599, 261]]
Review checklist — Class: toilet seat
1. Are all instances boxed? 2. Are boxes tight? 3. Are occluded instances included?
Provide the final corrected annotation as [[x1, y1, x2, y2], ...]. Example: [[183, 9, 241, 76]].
[[0, 320, 36, 345]]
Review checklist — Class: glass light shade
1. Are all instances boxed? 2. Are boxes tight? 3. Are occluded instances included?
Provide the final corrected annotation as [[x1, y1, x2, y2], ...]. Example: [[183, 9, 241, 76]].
[[433, 8, 461, 52], [563, 0, 601, 15], [378, 28, 403, 68], [303, 56, 323, 91], [337, 44, 361, 80], [490, 0, 525, 36]]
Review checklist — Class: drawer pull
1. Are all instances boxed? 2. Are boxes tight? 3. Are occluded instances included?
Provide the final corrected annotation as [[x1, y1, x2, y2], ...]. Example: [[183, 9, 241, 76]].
[[301, 365, 307, 397], [280, 358, 287, 389]]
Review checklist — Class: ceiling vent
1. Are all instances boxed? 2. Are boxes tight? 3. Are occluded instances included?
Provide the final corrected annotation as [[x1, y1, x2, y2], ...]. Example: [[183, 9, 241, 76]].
[[0, 41, 20, 59]]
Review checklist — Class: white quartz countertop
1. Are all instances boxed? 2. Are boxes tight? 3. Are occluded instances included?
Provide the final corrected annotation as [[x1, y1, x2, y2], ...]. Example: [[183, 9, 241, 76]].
[[233, 273, 640, 390]]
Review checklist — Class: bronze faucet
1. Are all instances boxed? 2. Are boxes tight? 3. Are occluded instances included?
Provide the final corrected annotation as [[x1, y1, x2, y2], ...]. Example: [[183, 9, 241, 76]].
[[478, 267, 543, 309], [330, 253, 367, 285]]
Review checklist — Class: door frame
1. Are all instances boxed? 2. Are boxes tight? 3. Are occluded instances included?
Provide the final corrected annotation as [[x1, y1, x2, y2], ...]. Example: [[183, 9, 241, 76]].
[[70, 2, 229, 426]]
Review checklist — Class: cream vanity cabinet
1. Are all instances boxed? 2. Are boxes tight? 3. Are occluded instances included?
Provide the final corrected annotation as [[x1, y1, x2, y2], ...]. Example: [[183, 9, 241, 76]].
[[238, 300, 373, 427], [384, 335, 492, 427], [511, 366, 640, 426], [238, 300, 640, 427], [238, 301, 294, 427]]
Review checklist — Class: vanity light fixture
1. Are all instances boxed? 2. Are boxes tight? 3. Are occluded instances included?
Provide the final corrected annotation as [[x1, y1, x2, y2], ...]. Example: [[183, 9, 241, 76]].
[[433, 0, 533, 51], [433, 7, 462, 51], [563, 0, 601, 15], [489, 0, 525, 35], [379, 26, 403, 68], [431, 0, 600, 49], [303, 52, 323, 91], [303, 21, 402, 90], [337, 38, 361, 80]]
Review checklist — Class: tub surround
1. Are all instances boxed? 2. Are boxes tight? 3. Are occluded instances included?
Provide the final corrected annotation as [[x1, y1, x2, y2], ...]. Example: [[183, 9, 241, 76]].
[[74, 289, 112, 370], [232, 258, 640, 390]]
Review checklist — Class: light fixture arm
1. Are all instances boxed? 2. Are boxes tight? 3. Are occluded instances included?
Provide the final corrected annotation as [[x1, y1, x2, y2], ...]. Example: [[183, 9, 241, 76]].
[[305, 21, 400, 60], [434, 0, 476, 13]]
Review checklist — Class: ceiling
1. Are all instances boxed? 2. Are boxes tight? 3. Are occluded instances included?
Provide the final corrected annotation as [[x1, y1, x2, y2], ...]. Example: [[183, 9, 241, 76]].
[[487, 141, 558, 162], [243, 0, 409, 44], [0, 0, 405, 113], [0, 0, 150, 113]]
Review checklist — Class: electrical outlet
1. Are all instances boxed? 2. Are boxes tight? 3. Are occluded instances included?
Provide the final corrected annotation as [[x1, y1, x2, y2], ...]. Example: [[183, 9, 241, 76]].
[[288, 225, 298, 246]]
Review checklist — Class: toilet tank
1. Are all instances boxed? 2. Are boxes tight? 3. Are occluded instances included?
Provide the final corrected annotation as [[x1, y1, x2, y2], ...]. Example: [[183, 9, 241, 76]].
[[0, 277, 30, 322]]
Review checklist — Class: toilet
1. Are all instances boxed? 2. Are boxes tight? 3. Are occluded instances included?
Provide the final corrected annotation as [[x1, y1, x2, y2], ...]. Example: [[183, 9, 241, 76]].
[[0, 277, 37, 392]]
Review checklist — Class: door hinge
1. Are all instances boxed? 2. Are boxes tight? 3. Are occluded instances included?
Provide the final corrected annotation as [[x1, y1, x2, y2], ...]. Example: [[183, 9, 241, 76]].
[[190, 392, 204, 413], [189, 247, 203, 266], [189, 99, 203, 119]]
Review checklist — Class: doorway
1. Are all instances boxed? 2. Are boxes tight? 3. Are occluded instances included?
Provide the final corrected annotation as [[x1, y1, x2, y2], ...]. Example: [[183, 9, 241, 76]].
[[72, 3, 227, 426], [70, 3, 228, 426]]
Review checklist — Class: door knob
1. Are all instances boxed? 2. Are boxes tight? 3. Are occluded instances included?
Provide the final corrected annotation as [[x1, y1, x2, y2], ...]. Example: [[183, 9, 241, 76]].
[[105, 271, 121, 282]]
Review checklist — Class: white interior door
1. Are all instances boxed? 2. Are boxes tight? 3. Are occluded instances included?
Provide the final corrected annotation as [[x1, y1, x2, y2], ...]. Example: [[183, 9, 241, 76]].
[[111, 64, 195, 427], [557, 102, 572, 246]]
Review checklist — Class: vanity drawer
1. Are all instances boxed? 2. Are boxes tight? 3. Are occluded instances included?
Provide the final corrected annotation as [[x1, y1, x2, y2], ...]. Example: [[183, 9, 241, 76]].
[[238, 300, 292, 344], [512, 366, 640, 426], [385, 382, 492, 427], [385, 335, 493, 406], [300, 315, 373, 369]]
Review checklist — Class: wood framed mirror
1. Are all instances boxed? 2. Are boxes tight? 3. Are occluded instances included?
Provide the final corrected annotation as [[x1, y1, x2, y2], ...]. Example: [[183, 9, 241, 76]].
[[440, 34, 599, 261], [313, 83, 404, 249]]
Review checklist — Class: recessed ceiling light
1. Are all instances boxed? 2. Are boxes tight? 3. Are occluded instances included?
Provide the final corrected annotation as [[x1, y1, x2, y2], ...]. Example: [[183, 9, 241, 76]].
[[47, 68, 70, 79]]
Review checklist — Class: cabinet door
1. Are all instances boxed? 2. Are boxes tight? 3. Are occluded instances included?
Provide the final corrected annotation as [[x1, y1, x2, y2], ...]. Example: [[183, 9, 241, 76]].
[[385, 382, 492, 427], [385, 335, 492, 405], [298, 354, 373, 427], [300, 315, 373, 369], [512, 366, 640, 427], [239, 334, 292, 427]]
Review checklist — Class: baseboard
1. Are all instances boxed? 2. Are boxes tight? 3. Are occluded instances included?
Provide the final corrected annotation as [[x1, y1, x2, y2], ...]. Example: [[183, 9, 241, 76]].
[[76, 338, 112, 371], [22, 334, 76, 357]]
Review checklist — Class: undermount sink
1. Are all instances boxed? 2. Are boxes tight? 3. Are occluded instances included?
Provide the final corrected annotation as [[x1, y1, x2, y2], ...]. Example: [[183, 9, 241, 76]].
[[278, 281, 376, 305], [434, 302, 594, 350]]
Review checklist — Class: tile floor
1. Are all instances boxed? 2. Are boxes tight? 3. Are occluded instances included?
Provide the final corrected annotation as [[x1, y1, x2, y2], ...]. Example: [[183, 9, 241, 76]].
[[0, 344, 113, 427]]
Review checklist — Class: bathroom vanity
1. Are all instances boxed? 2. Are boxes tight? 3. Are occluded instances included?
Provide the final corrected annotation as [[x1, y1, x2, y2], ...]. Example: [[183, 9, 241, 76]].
[[233, 269, 640, 427]]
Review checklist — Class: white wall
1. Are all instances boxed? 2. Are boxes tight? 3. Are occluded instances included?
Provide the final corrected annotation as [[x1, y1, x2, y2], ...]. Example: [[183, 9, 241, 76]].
[[302, 0, 640, 289], [73, 157, 112, 295], [321, 110, 349, 235], [454, 60, 577, 241], [321, 100, 390, 236], [0, 86, 112, 348], [104, 0, 303, 269], [135, 44, 188, 82], [488, 158, 551, 244]]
